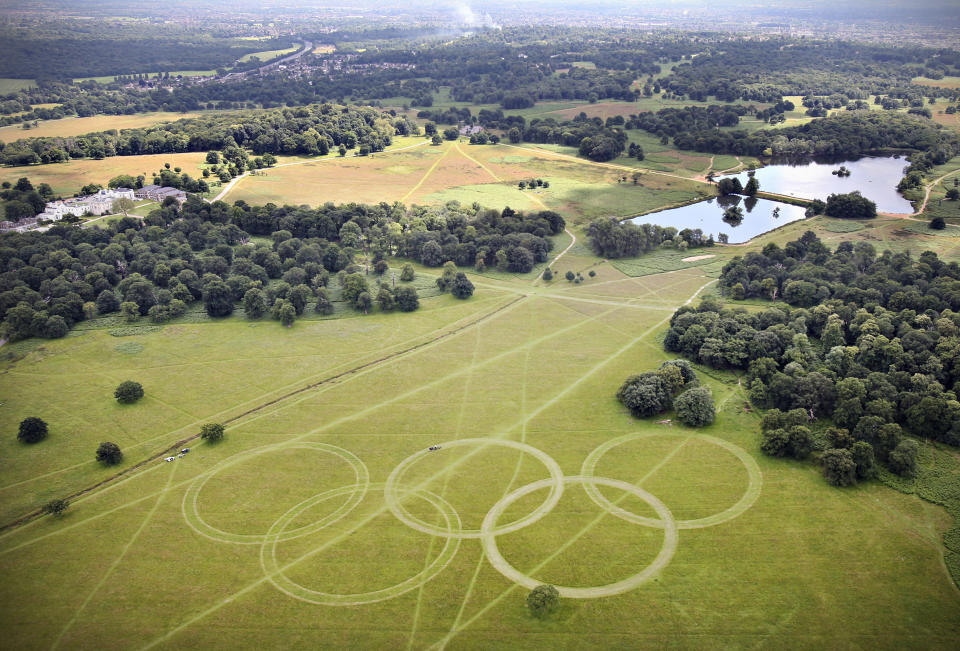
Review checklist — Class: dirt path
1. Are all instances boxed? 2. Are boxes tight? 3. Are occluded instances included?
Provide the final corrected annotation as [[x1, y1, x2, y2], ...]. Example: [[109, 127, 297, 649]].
[[883, 168, 960, 219], [534, 228, 577, 285]]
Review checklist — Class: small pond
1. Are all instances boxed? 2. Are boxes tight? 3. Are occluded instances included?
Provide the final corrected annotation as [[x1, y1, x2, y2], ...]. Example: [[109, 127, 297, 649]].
[[724, 156, 912, 213], [629, 196, 807, 244]]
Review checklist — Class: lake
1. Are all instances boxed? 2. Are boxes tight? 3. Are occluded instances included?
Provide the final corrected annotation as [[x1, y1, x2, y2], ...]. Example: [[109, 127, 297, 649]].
[[629, 197, 807, 244], [724, 156, 912, 213]]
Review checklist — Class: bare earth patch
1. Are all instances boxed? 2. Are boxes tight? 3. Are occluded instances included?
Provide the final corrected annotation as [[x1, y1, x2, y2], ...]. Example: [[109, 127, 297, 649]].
[[681, 254, 716, 262]]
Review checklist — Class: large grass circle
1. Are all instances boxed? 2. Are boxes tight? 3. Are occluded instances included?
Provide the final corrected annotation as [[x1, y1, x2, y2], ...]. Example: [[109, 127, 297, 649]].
[[384, 437, 564, 539], [182, 442, 369, 545], [580, 433, 762, 529], [261, 483, 461, 606], [480, 475, 678, 599]]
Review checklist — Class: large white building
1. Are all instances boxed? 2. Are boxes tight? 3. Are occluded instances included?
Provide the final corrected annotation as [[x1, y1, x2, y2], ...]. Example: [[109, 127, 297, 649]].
[[38, 187, 136, 222]]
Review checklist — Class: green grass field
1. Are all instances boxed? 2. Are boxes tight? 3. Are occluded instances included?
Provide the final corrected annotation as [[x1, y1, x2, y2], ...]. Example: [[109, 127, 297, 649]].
[[0, 152, 210, 196], [223, 140, 712, 220], [238, 45, 300, 63], [2, 251, 959, 648], [0, 112, 203, 141], [3, 115, 960, 648]]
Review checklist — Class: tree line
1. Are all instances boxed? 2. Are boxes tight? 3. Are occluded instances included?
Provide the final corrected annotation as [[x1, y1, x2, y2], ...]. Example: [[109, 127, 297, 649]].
[[0, 103, 418, 166], [0, 196, 563, 341]]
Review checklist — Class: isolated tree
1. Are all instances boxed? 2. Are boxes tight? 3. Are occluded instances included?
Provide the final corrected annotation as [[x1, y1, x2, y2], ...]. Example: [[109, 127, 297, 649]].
[[450, 272, 475, 299], [96, 441, 123, 465], [723, 206, 744, 223], [42, 498, 69, 517], [565, 270, 575, 281], [200, 423, 224, 443], [822, 448, 857, 486], [674, 386, 715, 427], [112, 198, 135, 216], [526, 584, 560, 619], [542, 268, 553, 281], [114, 380, 144, 404], [243, 288, 267, 318], [400, 263, 415, 282], [945, 187, 959, 200], [17, 417, 48, 444], [931, 217, 946, 230]]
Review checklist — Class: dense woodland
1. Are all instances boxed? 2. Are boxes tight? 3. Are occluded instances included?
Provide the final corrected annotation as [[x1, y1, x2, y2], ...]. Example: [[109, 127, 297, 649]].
[[665, 233, 960, 482], [2, 28, 958, 128], [0, 18, 294, 79], [0, 198, 561, 340], [0, 104, 417, 166], [587, 217, 715, 257]]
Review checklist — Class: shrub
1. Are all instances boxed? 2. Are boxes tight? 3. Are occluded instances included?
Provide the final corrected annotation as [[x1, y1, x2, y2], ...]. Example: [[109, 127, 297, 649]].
[[114, 380, 144, 404], [930, 217, 947, 230], [17, 417, 48, 444], [42, 498, 69, 516]]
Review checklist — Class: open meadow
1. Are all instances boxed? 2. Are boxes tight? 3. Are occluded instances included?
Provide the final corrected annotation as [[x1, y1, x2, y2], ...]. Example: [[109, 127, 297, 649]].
[[1, 241, 959, 648], [225, 140, 713, 220], [0, 112, 203, 141], [0, 152, 210, 196]]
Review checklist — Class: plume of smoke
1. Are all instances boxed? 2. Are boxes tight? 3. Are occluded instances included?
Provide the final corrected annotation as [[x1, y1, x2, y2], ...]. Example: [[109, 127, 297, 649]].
[[453, 2, 501, 29]]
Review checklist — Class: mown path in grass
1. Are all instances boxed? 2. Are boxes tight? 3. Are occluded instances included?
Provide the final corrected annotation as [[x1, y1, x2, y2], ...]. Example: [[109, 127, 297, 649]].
[[136, 277, 719, 650]]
